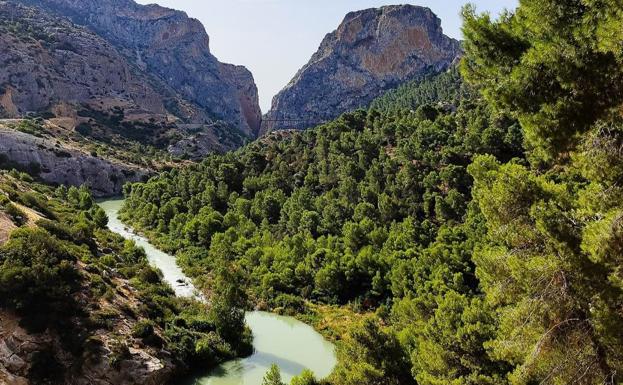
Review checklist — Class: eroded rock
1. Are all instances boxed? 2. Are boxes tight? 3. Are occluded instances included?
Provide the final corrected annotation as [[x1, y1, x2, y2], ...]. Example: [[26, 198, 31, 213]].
[[0, 128, 148, 197], [263, 5, 461, 134]]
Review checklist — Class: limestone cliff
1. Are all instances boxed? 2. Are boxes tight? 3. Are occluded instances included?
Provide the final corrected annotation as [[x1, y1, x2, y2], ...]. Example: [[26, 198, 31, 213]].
[[15, 0, 262, 138], [263, 5, 461, 133], [2, 0, 261, 155]]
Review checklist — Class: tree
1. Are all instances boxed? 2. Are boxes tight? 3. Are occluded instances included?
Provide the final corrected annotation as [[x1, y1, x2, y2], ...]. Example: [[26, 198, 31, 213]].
[[262, 364, 285, 385], [462, 2, 623, 383], [291, 369, 318, 385], [208, 264, 248, 351], [91, 206, 108, 228], [332, 319, 414, 385], [0, 228, 78, 313], [461, 1, 623, 162], [468, 155, 623, 384]]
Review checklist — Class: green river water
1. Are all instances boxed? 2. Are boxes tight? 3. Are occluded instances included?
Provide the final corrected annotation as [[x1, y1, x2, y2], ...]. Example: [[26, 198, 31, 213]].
[[98, 199, 337, 385]]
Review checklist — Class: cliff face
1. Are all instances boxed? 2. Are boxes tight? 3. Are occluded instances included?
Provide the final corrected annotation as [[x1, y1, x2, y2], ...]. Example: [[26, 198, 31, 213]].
[[17, 0, 262, 137], [263, 5, 462, 133], [0, 128, 149, 197], [2, 0, 261, 154], [0, 1, 168, 120]]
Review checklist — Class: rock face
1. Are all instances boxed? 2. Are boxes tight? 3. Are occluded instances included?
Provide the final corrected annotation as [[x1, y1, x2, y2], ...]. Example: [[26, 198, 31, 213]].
[[0, 127, 149, 197], [263, 5, 461, 133], [0, 1, 168, 120], [2, 0, 261, 153], [0, 282, 176, 385]]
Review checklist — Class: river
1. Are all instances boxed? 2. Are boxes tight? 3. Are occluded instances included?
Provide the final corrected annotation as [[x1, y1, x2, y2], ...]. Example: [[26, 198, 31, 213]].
[[98, 199, 337, 385]]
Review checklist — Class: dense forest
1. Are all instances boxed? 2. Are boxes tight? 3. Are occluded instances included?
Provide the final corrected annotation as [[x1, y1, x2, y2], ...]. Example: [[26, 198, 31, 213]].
[[120, 1, 623, 385], [0, 171, 251, 383]]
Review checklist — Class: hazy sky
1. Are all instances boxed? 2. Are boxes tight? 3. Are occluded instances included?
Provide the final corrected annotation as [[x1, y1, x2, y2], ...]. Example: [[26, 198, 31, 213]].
[[135, 1, 518, 112]]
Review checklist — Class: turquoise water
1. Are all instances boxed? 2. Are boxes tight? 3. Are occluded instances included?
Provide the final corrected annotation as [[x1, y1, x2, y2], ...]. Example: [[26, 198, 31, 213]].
[[99, 199, 337, 385]]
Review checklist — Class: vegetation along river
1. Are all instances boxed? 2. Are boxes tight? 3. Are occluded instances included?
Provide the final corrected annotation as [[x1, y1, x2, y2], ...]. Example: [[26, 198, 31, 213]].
[[98, 198, 337, 385]]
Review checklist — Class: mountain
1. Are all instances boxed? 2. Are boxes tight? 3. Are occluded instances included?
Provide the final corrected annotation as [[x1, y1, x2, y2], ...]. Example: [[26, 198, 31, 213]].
[[1, 0, 261, 156], [262, 5, 461, 134]]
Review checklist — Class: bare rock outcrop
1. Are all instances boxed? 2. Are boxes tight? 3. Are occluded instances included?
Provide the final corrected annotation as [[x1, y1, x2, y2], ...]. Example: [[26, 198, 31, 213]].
[[1, 0, 261, 157], [263, 5, 461, 134], [14, 0, 262, 139], [0, 128, 148, 196], [0, 1, 168, 120]]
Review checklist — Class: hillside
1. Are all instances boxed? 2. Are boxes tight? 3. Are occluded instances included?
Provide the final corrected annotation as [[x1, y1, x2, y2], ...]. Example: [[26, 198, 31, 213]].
[[0, 172, 251, 384], [1, 0, 260, 157], [0, 118, 157, 197], [121, 0, 623, 380], [3, 1, 623, 385], [120, 70, 524, 384]]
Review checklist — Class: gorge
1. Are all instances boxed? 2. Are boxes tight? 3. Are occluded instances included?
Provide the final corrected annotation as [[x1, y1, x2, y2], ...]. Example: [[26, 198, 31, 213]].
[[99, 199, 337, 385]]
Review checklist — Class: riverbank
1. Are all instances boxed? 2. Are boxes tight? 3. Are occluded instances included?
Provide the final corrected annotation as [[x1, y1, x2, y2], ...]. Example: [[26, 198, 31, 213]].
[[108, 199, 366, 343], [99, 198, 337, 385]]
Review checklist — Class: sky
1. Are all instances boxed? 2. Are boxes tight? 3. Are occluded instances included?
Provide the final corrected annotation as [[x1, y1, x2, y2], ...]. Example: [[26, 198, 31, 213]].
[[135, 1, 518, 112]]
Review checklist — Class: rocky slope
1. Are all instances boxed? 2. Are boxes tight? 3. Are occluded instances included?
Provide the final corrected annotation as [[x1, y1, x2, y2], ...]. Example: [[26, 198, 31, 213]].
[[0, 287, 175, 385], [0, 121, 149, 197], [0, 172, 243, 385], [263, 5, 461, 133], [16, 0, 262, 137], [1, 0, 261, 155], [0, 174, 176, 385]]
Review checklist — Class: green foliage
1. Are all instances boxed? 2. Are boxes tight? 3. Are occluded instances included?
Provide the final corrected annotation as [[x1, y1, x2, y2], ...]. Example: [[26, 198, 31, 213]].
[[6, 1, 621, 384], [208, 265, 251, 352], [91, 206, 109, 229], [370, 67, 470, 113], [131, 319, 155, 339], [120, 68, 524, 385], [461, 1, 623, 163], [291, 369, 319, 385], [0, 227, 78, 312], [15, 119, 44, 136], [461, 2, 623, 384], [262, 364, 286, 385], [0, 174, 250, 377], [4, 203, 27, 226], [121, 73, 522, 309], [332, 319, 414, 385]]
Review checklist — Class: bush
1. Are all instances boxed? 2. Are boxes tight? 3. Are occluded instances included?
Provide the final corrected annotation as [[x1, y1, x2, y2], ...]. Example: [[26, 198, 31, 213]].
[[75, 123, 92, 136], [132, 319, 155, 339], [88, 310, 118, 330], [273, 293, 306, 315], [108, 340, 131, 369], [4, 203, 27, 226], [17, 192, 53, 218], [15, 119, 43, 136], [0, 228, 78, 313]]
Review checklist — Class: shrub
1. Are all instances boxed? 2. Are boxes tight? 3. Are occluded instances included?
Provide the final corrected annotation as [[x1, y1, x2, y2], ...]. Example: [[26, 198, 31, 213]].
[[108, 339, 131, 370], [4, 203, 27, 226], [273, 293, 306, 315], [0, 228, 78, 313], [75, 123, 92, 137], [132, 319, 155, 339]]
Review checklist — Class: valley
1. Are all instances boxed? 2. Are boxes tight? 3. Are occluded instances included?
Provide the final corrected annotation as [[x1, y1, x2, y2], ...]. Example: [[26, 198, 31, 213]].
[[1, 1, 623, 385]]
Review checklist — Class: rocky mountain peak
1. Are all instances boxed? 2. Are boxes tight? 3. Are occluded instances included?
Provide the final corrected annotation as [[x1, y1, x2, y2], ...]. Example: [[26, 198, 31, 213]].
[[262, 4, 461, 134]]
